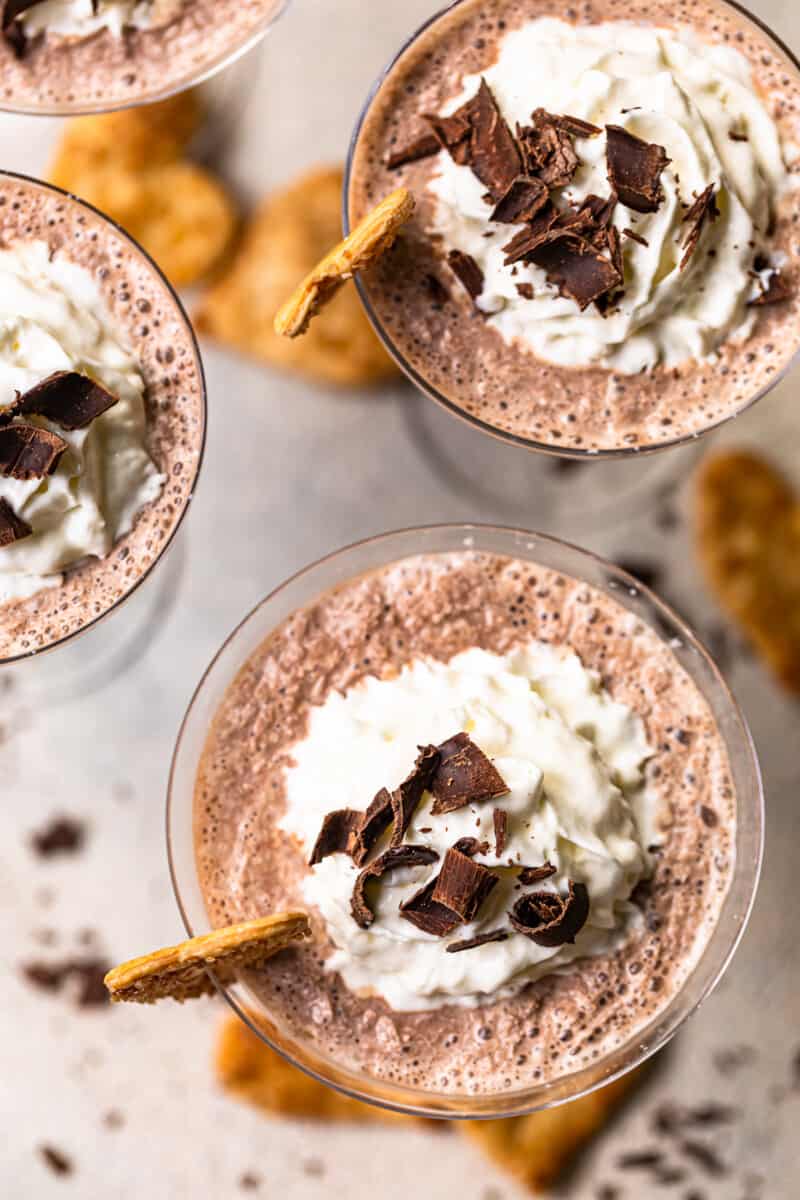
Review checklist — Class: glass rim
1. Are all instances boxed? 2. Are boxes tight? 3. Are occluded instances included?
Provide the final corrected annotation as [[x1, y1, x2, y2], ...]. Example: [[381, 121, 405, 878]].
[[167, 521, 764, 1120], [0, 167, 207, 666], [343, 0, 800, 461], [0, 0, 290, 117]]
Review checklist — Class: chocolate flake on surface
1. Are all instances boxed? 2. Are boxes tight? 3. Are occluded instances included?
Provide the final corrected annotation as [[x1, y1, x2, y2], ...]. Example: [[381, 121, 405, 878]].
[[430, 732, 509, 814], [399, 877, 461, 937], [385, 131, 441, 170], [447, 249, 485, 300], [390, 744, 440, 845], [502, 201, 559, 264], [516, 110, 579, 189], [493, 808, 508, 857], [350, 787, 394, 867], [308, 808, 362, 865], [430, 847, 499, 923], [749, 269, 793, 305], [518, 862, 557, 885], [623, 226, 649, 247], [680, 185, 720, 271], [605, 125, 670, 213], [445, 928, 510, 954], [351, 845, 439, 929], [39, 1144, 73, 1177], [490, 175, 549, 224], [17, 371, 119, 430], [30, 816, 86, 857], [528, 233, 622, 311], [0, 422, 67, 480], [0, 496, 32, 547], [509, 880, 590, 947]]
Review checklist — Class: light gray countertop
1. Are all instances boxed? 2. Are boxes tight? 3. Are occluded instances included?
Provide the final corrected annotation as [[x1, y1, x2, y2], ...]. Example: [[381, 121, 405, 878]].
[[1, 1, 799, 1197]]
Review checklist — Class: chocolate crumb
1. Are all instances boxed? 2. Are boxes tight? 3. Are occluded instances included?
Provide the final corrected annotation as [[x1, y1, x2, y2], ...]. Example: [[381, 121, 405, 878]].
[[350, 787, 394, 867], [351, 845, 439, 929], [493, 808, 508, 857], [431, 847, 499, 923], [527, 232, 622, 310], [518, 862, 557, 885], [39, 1144, 73, 1176], [30, 816, 86, 858], [509, 880, 589, 947], [239, 1170, 261, 1190], [749, 270, 792, 305], [102, 1109, 125, 1130], [516, 109, 581, 188], [430, 732, 509, 814], [605, 125, 670, 213], [446, 928, 510, 954], [453, 837, 490, 857]]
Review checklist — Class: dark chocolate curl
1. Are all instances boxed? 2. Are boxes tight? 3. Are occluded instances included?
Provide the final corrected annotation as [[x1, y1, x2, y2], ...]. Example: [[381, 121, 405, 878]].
[[430, 732, 509, 815], [605, 125, 670, 214], [17, 371, 119, 430], [351, 845, 439, 929], [509, 880, 590, 947], [350, 787, 394, 867], [0, 496, 32, 547], [308, 808, 362, 866], [0, 422, 67, 480], [431, 847, 498, 924], [390, 744, 440, 846], [399, 877, 461, 937]]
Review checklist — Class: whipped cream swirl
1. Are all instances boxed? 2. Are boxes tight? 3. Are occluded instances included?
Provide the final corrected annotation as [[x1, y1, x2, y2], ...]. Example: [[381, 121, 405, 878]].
[[281, 642, 655, 1012], [429, 18, 790, 373], [20, 0, 163, 40]]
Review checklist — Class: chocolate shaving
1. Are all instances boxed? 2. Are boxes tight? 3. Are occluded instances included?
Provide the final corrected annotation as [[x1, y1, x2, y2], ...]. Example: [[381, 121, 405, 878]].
[[528, 232, 622, 310], [605, 125, 670, 213], [516, 110, 579, 189], [308, 808, 362, 866], [447, 250, 484, 300], [509, 880, 589, 947], [445, 928, 510, 954], [606, 225, 624, 280], [749, 269, 792, 306], [351, 845, 439, 929], [549, 113, 602, 138], [428, 79, 521, 201], [623, 227, 649, 247], [518, 862, 557, 885], [2, 0, 43, 57], [453, 837, 490, 857], [389, 744, 440, 846], [0, 422, 67, 480], [431, 847, 498, 923], [0, 496, 32, 547], [679, 1140, 727, 1177], [502, 201, 558, 263], [489, 175, 549, 224], [16, 371, 118, 430], [515, 282, 534, 300], [31, 816, 85, 857], [728, 129, 749, 142], [680, 185, 720, 271], [399, 877, 460, 937], [426, 107, 473, 165], [385, 131, 441, 170], [425, 273, 450, 306], [350, 787, 393, 867], [430, 732, 509, 815], [493, 808, 508, 857]]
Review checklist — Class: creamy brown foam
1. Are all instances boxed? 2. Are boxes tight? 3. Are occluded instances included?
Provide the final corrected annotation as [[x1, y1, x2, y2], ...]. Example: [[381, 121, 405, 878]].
[[348, 0, 800, 452], [0, 0, 283, 112], [0, 175, 203, 662], [195, 551, 736, 1097]]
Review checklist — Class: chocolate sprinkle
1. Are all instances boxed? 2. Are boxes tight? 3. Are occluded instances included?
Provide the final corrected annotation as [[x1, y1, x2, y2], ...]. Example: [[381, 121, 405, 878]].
[[518, 862, 557, 885], [447, 249, 485, 300], [0, 496, 32, 547], [385, 131, 441, 170], [350, 787, 394, 867], [308, 808, 362, 866], [489, 175, 549, 224], [749, 269, 792, 305], [431, 847, 498, 923], [390, 744, 440, 846], [399, 877, 461, 937], [0, 422, 67, 480], [445, 928, 510, 954], [509, 880, 590, 947], [39, 1145, 73, 1177], [16, 371, 119, 430], [605, 125, 670, 213], [493, 808, 508, 857], [528, 232, 622, 310], [680, 185, 720, 271], [430, 732, 509, 815], [351, 845, 439, 929]]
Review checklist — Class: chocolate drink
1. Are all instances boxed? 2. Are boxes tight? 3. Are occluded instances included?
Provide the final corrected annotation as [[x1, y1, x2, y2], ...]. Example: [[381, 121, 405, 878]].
[[0, 175, 203, 662], [195, 550, 736, 1097], [0, 0, 284, 112], [347, 0, 800, 453]]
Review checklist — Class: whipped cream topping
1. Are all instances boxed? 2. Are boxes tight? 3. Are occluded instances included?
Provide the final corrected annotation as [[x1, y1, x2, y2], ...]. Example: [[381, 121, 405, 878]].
[[20, 0, 160, 40], [0, 241, 163, 603], [281, 642, 655, 1012], [429, 18, 790, 374]]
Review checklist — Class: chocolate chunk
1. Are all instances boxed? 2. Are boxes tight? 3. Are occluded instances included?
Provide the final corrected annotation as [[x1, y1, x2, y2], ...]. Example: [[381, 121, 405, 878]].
[[390, 744, 440, 846], [399, 877, 461, 936], [516, 109, 580, 188], [430, 732, 509, 815], [528, 232, 622, 310], [623, 226, 649, 247], [493, 808, 508, 857], [445, 928, 510, 954], [2, 0, 43, 57], [453, 837, 490, 857], [464, 78, 523, 202], [749, 269, 792, 305], [351, 845, 439, 929], [515, 282, 534, 300], [0, 496, 32, 547], [489, 175, 549, 224], [350, 787, 394, 867], [30, 816, 86, 858], [385, 131, 441, 170], [502, 201, 558, 263], [431, 847, 498, 923], [605, 125, 670, 213], [308, 808, 362, 865], [447, 249, 484, 300], [680, 185, 720, 271], [0, 422, 67, 479], [509, 880, 590, 947], [425, 273, 450, 306], [39, 1145, 73, 1177], [16, 371, 118, 430], [518, 862, 557, 885]]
